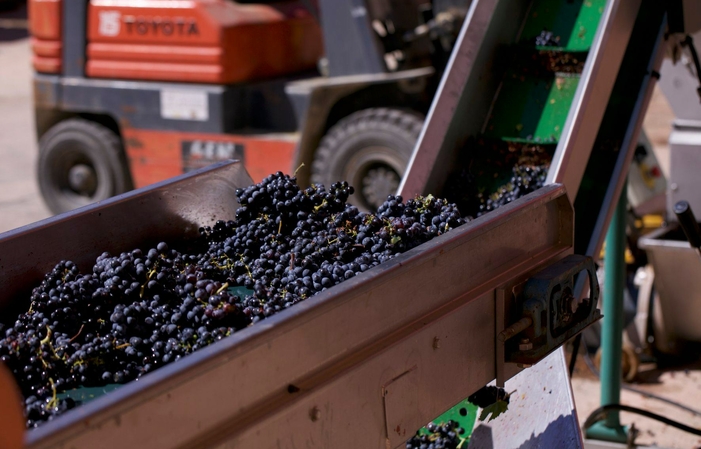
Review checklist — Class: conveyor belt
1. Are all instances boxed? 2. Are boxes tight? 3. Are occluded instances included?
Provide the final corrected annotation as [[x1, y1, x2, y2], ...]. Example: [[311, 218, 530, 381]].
[[399, 0, 666, 260], [396, 0, 667, 442], [399, 0, 633, 202], [0, 160, 574, 449]]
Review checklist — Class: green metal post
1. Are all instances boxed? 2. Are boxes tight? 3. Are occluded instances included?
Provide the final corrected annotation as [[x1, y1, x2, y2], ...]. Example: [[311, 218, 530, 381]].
[[586, 183, 628, 442]]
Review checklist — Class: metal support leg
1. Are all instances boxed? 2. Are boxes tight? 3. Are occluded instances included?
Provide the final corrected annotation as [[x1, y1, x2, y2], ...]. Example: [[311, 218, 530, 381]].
[[586, 183, 629, 443]]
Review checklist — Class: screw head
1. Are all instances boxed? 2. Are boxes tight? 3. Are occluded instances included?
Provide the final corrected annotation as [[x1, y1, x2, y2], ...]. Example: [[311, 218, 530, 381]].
[[519, 338, 533, 351], [310, 406, 321, 422]]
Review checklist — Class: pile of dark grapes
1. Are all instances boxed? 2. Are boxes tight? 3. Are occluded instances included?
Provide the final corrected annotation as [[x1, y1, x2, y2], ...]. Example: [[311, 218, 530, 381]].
[[443, 139, 551, 218], [529, 30, 586, 74], [535, 30, 561, 47], [0, 172, 467, 428], [476, 164, 548, 216], [406, 421, 464, 449]]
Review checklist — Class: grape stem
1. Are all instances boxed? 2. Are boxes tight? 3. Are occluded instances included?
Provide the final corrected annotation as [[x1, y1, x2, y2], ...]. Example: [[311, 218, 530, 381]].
[[46, 378, 58, 410], [40, 325, 52, 345], [239, 255, 252, 279], [293, 163, 305, 177], [215, 282, 229, 295], [69, 325, 85, 344]]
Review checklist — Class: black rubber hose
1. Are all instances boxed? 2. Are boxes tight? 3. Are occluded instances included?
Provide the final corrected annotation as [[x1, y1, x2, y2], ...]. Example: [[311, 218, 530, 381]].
[[673, 200, 701, 249], [569, 333, 582, 377], [584, 404, 701, 437]]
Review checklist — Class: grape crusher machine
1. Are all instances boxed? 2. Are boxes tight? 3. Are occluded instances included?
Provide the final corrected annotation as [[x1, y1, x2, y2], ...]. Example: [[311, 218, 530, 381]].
[[0, 0, 685, 447]]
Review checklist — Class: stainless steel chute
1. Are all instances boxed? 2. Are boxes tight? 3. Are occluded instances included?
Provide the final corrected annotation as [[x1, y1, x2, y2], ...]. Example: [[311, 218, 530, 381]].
[[0, 160, 580, 449]]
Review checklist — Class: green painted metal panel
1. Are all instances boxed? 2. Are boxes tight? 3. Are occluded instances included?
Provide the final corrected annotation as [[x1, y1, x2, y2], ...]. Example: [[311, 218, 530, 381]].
[[521, 0, 607, 51], [418, 400, 478, 444], [57, 384, 121, 404], [485, 74, 580, 143]]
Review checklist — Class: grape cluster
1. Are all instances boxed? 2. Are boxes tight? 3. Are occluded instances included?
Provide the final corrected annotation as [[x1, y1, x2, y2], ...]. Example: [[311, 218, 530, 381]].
[[443, 138, 551, 218], [194, 176, 465, 324], [476, 164, 548, 216], [535, 30, 561, 47], [406, 421, 464, 449], [24, 396, 77, 428], [0, 172, 468, 428], [506, 32, 584, 78], [531, 30, 586, 73]]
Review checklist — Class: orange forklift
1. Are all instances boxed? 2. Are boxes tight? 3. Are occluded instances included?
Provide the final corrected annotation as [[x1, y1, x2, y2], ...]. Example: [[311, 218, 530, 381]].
[[28, 0, 467, 213]]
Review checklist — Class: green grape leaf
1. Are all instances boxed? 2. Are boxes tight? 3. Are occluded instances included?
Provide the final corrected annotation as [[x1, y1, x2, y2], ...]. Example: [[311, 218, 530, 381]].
[[479, 399, 509, 422]]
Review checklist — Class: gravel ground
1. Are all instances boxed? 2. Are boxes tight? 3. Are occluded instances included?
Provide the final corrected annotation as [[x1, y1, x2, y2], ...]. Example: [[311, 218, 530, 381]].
[[571, 350, 701, 448]]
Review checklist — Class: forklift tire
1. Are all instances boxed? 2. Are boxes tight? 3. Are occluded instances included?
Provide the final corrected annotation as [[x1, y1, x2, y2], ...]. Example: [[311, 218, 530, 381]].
[[37, 118, 132, 215], [311, 108, 424, 211]]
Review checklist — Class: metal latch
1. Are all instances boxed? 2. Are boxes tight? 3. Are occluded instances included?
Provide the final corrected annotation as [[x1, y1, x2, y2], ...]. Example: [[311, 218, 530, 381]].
[[499, 254, 602, 365]]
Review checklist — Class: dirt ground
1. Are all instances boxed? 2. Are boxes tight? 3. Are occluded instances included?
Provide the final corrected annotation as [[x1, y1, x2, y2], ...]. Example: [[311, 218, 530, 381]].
[[569, 87, 701, 449], [571, 343, 701, 448], [0, 4, 50, 233]]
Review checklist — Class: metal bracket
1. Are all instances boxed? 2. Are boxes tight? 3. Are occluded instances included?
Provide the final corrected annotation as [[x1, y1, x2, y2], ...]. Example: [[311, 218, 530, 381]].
[[499, 254, 602, 367]]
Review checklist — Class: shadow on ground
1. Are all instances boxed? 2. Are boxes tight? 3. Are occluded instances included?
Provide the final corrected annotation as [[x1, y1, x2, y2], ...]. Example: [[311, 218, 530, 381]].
[[469, 414, 581, 449], [569, 338, 701, 387]]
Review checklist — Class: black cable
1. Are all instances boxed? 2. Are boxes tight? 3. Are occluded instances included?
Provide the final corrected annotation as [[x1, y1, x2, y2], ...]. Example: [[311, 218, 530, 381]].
[[569, 333, 581, 377], [681, 35, 701, 102], [584, 404, 701, 437]]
